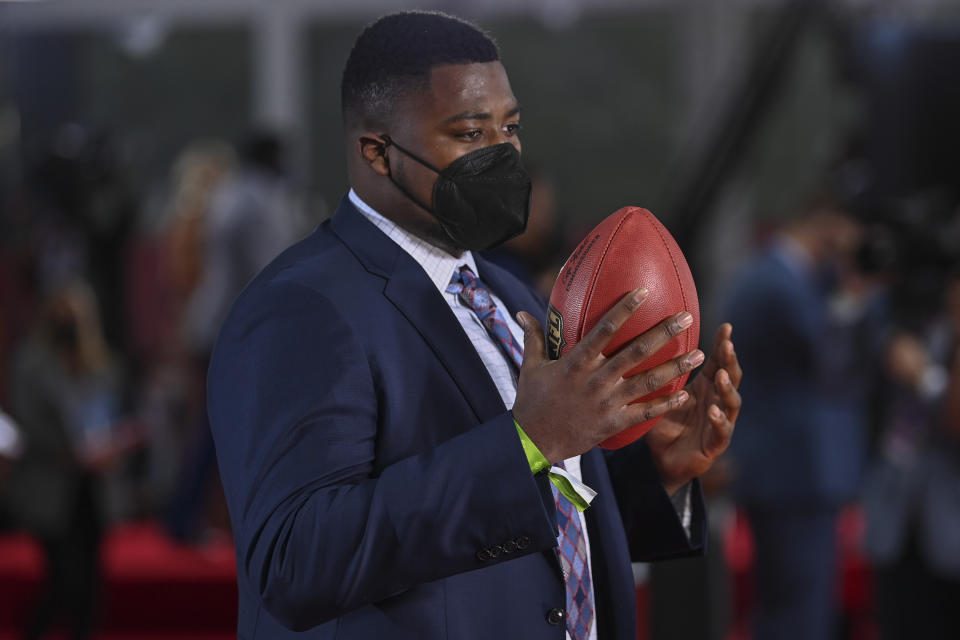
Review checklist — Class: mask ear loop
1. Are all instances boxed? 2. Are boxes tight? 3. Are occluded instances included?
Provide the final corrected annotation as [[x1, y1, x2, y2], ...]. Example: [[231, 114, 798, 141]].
[[380, 135, 443, 174], [379, 134, 437, 214]]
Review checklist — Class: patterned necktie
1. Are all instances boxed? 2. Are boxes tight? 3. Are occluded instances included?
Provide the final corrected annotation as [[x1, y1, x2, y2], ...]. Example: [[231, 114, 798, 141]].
[[551, 461, 595, 640], [446, 266, 524, 371], [446, 265, 595, 640]]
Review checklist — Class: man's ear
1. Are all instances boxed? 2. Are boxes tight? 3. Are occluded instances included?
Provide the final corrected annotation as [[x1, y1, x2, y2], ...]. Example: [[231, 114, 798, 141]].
[[358, 134, 391, 177]]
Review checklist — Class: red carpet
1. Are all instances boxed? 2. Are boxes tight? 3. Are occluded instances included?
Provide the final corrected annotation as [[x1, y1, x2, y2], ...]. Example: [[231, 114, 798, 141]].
[[1, 510, 875, 639], [0, 521, 236, 638]]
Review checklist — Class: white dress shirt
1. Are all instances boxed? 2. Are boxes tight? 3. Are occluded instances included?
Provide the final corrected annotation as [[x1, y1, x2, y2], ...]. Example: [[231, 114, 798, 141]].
[[349, 189, 598, 640]]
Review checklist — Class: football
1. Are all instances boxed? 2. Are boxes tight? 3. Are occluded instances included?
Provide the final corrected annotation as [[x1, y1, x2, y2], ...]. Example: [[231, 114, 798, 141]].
[[546, 206, 700, 449]]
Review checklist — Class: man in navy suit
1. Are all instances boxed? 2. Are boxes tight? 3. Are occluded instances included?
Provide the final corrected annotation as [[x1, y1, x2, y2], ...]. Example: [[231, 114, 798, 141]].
[[724, 202, 863, 640], [208, 11, 742, 639]]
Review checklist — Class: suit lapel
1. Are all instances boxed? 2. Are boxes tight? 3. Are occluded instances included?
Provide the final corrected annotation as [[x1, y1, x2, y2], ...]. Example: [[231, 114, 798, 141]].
[[329, 197, 506, 424], [383, 265, 507, 422]]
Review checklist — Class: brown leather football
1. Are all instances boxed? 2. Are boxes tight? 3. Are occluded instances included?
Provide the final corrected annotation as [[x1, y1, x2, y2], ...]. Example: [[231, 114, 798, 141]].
[[546, 206, 700, 449]]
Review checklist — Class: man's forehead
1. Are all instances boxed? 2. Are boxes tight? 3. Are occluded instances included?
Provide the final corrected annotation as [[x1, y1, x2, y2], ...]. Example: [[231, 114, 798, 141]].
[[420, 61, 517, 116]]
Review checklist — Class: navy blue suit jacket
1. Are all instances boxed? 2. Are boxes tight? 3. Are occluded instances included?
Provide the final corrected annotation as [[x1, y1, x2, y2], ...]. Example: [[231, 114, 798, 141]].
[[208, 198, 704, 639]]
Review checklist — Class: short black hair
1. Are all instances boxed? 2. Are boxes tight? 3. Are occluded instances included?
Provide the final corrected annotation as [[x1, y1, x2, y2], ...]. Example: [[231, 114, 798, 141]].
[[340, 11, 500, 129]]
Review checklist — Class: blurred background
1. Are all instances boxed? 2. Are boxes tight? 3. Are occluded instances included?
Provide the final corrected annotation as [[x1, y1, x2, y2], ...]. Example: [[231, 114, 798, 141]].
[[1, 0, 960, 638]]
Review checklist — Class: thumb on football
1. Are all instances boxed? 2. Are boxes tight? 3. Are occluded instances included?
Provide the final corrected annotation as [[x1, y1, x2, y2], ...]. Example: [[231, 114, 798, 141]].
[[516, 311, 547, 368]]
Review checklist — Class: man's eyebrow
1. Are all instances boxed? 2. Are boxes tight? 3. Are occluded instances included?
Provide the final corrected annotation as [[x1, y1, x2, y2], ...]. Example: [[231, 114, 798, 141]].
[[443, 105, 522, 124]]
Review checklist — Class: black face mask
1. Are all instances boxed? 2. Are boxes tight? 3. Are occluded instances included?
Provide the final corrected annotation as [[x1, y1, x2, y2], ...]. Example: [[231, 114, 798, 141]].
[[381, 136, 532, 251]]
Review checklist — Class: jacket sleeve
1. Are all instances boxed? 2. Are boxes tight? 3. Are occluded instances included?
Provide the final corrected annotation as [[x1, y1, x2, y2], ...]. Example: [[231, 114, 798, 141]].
[[207, 280, 559, 631], [603, 439, 706, 561]]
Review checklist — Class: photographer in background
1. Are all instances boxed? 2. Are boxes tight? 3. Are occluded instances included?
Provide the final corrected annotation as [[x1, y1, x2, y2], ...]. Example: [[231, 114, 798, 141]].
[[863, 266, 960, 640]]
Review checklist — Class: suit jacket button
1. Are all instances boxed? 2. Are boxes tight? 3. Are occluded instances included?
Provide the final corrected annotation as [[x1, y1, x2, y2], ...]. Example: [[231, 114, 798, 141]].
[[546, 608, 565, 626], [502, 539, 518, 553], [476, 548, 493, 562], [516, 535, 531, 549]]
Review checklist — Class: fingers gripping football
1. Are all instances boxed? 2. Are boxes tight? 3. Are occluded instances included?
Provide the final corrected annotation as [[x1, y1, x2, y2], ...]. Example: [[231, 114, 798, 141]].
[[512, 289, 698, 464]]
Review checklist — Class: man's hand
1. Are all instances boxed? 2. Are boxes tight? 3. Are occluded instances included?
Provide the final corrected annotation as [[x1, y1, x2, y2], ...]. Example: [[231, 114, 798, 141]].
[[646, 323, 742, 495], [512, 288, 703, 464]]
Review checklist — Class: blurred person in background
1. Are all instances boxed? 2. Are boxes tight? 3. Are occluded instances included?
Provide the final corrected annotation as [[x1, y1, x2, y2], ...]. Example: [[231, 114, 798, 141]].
[[723, 196, 869, 640], [862, 267, 960, 640], [180, 128, 299, 357], [5, 279, 140, 640], [27, 125, 138, 354], [167, 129, 299, 542], [167, 140, 237, 305], [138, 140, 235, 515]]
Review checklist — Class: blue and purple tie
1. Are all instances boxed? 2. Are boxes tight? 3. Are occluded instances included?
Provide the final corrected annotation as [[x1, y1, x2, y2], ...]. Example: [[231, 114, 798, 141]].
[[446, 266, 524, 371], [447, 265, 595, 640], [551, 461, 595, 640]]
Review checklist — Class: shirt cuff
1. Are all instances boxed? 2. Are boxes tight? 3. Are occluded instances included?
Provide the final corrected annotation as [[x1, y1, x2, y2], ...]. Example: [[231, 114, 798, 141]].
[[669, 482, 693, 538], [514, 419, 597, 512]]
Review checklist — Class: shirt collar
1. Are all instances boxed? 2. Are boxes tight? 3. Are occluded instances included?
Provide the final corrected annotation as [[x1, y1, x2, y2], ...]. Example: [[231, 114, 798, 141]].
[[348, 188, 479, 294]]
